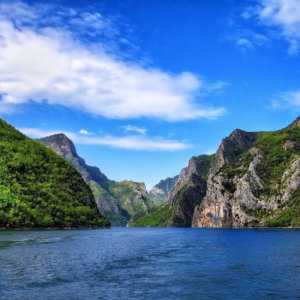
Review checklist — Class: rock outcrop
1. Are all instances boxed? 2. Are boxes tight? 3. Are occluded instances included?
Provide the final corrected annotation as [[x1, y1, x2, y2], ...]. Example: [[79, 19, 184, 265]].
[[149, 176, 179, 203], [127, 118, 300, 228], [192, 121, 300, 228], [168, 155, 214, 227]]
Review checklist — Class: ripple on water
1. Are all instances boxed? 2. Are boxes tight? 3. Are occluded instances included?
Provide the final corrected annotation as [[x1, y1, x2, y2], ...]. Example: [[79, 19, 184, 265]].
[[1, 228, 300, 300]]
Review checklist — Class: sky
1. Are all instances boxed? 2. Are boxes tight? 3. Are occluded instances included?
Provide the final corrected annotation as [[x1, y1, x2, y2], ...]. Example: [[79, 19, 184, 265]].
[[1, 0, 300, 189]]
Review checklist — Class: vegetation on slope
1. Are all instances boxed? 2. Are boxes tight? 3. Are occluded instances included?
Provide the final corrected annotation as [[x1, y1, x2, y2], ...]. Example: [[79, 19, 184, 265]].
[[108, 180, 154, 218], [132, 122, 300, 228], [266, 188, 300, 227], [131, 155, 214, 227], [130, 204, 172, 227], [0, 119, 109, 228], [89, 180, 129, 226], [255, 131, 293, 196]]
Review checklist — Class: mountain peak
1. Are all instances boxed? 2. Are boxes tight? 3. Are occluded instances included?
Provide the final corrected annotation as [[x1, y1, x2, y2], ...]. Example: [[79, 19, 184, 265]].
[[39, 133, 77, 157], [215, 128, 257, 169]]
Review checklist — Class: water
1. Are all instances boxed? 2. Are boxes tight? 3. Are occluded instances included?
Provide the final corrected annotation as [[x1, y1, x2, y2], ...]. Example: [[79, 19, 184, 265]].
[[1, 228, 300, 300]]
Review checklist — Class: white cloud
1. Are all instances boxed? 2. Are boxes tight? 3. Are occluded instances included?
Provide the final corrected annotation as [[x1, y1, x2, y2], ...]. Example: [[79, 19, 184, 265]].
[[233, 30, 269, 51], [20, 127, 191, 151], [236, 38, 254, 49], [0, 1, 226, 121], [123, 125, 147, 135], [79, 129, 91, 135], [271, 89, 300, 109], [256, 0, 300, 53]]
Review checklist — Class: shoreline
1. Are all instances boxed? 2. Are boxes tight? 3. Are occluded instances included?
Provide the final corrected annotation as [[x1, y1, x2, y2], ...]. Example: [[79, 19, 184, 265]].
[[1, 226, 300, 231], [0, 226, 110, 231]]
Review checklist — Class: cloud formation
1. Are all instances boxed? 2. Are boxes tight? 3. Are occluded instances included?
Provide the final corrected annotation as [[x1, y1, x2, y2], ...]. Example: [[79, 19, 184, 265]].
[[0, 1, 226, 121], [123, 125, 147, 135], [251, 0, 300, 53], [271, 89, 300, 109], [20, 127, 191, 151]]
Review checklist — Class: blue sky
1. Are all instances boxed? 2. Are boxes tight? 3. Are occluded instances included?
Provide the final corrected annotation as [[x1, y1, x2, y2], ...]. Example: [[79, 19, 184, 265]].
[[1, 0, 300, 188]]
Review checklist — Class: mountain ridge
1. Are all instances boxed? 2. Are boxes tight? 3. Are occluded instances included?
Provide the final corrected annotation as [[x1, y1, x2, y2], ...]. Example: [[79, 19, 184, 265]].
[[132, 117, 300, 228], [39, 133, 158, 226]]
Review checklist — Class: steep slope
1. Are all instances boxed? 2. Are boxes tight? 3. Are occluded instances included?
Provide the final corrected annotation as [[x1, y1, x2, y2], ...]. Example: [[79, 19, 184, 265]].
[[109, 180, 155, 217], [40, 134, 154, 225], [39, 134, 129, 225], [168, 155, 214, 226], [133, 117, 300, 228], [193, 119, 300, 228], [0, 119, 108, 228], [131, 156, 213, 227], [149, 176, 179, 203]]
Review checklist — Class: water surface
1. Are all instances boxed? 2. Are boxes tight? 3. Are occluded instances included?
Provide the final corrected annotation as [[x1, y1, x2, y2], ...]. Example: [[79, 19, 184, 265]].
[[1, 228, 300, 299]]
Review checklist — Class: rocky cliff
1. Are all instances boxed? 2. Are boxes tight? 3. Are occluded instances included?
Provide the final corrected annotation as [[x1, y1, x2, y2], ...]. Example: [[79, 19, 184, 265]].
[[168, 155, 214, 226], [193, 118, 300, 228], [133, 117, 300, 228], [40, 134, 154, 225], [131, 156, 213, 227], [149, 176, 179, 203]]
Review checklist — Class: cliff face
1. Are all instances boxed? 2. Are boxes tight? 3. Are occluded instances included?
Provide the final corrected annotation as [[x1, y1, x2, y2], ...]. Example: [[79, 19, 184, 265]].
[[0, 119, 108, 228], [168, 155, 214, 227], [192, 130, 258, 227], [122, 117, 300, 228], [192, 120, 300, 228], [149, 176, 179, 203], [39, 134, 154, 226]]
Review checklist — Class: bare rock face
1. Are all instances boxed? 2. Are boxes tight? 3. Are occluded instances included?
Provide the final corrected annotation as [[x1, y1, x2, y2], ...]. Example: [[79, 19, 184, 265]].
[[40, 134, 108, 186], [192, 130, 258, 227], [149, 176, 179, 203], [168, 155, 213, 227], [214, 129, 257, 170], [192, 123, 300, 228]]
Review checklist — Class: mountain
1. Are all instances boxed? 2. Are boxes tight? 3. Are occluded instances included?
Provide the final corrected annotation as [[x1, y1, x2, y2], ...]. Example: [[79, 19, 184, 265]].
[[0, 119, 109, 228], [193, 120, 300, 228], [39, 134, 155, 225], [131, 155, 213, 227], [149, 176, 179, 203], [168, 155, 214, 226], [133, 117, 300, 228]]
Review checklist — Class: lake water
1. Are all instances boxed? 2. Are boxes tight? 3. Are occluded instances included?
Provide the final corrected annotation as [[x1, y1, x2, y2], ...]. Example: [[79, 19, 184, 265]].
[[1, 228, 300, 300]]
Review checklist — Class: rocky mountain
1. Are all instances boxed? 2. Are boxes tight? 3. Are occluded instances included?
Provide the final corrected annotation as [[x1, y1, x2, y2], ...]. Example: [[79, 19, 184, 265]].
[[133, 117, 300, 228], [193, 119, 300, 228], [168, 155, 214, 226], [131, 155, 213, 227], [0, 118, 109, 228], [39, 134, 155, 226], [149, 176, 179, 203]]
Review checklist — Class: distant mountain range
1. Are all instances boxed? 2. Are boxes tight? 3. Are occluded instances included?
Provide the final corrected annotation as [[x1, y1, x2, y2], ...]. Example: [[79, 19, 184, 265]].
[[132, 117, 300, 228], [2, 116, 300, 229], [39, 134, 177, 225]]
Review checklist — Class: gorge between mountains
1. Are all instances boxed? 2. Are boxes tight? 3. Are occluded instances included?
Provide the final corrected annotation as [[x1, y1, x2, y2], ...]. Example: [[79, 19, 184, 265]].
[[1, 116, 300, 229]]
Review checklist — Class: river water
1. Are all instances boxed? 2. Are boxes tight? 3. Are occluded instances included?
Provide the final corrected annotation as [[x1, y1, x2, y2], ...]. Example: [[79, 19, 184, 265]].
[[1, 228, 300, 299]]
